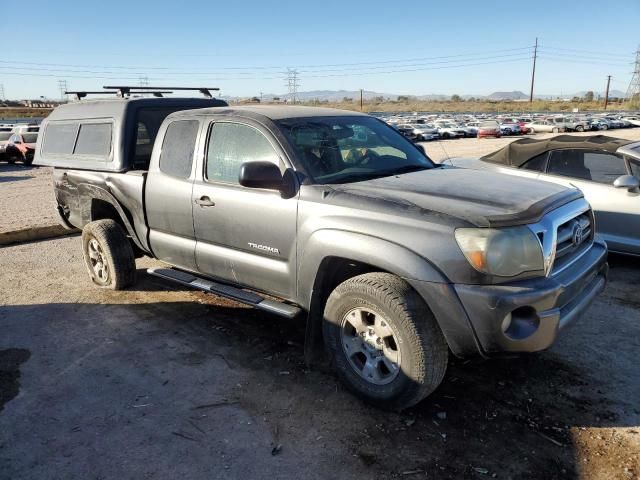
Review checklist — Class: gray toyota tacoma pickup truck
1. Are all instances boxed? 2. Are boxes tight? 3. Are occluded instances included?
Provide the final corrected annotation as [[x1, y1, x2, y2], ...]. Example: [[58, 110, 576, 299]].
[[35, 97, 608, 410]]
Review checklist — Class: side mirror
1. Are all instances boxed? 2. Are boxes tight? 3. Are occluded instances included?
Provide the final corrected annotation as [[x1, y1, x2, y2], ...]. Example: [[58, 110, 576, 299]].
[[239, 161, 283, 191], [613, 174, 640, 192]]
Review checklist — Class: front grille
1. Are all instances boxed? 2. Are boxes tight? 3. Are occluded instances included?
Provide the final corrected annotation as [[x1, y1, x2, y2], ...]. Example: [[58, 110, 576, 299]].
[[552, 212, 593, 274]]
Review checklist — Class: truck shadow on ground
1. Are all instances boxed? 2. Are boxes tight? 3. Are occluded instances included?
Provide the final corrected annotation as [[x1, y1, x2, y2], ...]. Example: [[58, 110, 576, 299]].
[[0, 175, 33, 183], [2, 262, 637, 479]]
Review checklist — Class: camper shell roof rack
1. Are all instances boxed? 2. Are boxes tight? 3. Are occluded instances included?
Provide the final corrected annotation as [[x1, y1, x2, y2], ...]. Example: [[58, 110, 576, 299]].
[[66, 90, 173, 100], [103, 86, 220, 98], [65, 86, 220, 101]]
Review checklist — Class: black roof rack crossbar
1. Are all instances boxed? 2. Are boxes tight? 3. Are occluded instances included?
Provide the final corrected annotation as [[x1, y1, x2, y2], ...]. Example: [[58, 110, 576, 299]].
[[66, 90, 174, 100], [103, 86, 219, 98]]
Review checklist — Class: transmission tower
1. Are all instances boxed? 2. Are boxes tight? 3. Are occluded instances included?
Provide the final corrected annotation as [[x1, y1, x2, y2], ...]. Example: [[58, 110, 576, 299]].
[[138, 75, 150, 87], [285, 68, 300, 104], [57, 79, 69, 102], [0, 84, 5, 101], [626, 46, 640, 102]]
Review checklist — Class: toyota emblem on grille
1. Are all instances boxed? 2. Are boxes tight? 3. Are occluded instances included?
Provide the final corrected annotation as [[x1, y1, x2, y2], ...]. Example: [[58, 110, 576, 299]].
[[572, 223, 587, 247]]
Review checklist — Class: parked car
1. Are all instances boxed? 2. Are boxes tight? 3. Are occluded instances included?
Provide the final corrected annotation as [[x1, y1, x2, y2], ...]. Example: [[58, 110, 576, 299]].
[[410, 124, 439, 141], [477, 120, 501, 138], [5, 132, 39, 165], [622, 115, 640, 127], [590, 118, 612, 130], [525, 119, 564, 134], [500, 122, 521, 135], [0, 131, 12, 159], [433, 122, 465, 139], [456, 123, 478, 138], [445, 135, 640, 255], [35, 99, 607, 411], [10, 124, 40, 134]]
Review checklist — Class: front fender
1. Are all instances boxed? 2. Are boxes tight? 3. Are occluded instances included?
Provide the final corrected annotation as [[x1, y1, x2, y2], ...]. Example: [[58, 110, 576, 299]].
[[298, 229, 449, 308], [298, 229, 481, 358]]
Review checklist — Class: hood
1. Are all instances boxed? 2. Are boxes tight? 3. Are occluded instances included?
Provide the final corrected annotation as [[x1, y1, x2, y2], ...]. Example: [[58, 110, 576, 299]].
[[327, 167, 582, 228]]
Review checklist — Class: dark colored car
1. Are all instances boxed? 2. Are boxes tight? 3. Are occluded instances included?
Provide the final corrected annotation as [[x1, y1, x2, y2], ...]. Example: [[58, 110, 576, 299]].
[[5, 132, 39, 165]]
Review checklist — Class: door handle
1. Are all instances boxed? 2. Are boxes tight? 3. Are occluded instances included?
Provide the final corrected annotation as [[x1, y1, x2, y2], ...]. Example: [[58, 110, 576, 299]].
[[194, 196, 215, 207]]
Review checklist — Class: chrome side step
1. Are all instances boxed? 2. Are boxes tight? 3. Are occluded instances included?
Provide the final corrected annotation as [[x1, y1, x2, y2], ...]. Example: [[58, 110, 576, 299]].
[[147, 267, 302, 319]]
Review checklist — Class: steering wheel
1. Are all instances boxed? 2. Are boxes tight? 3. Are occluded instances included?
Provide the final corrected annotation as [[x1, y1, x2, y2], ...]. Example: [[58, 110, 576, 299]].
[[348, 148, 380, 166]]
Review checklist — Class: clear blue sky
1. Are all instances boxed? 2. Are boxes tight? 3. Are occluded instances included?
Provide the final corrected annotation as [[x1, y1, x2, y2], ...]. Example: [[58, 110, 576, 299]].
[[3, 0, 638, 100]]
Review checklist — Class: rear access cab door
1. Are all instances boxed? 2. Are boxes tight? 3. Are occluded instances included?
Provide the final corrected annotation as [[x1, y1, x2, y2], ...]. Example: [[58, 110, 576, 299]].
[[145, 118, 203, 271]]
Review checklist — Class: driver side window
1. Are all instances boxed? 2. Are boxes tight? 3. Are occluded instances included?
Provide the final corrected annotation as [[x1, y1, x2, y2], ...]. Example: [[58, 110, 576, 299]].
[[206, 122, 280, 185], [630, 160, 640, 179]]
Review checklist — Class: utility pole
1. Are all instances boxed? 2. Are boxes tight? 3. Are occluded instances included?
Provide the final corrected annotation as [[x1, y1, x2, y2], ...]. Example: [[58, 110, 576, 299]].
[[285, 68, 300, 104], [360, 89, 363, 111], [626, 46, 640, 102], [529, 37, 538, 103], [57, 79, 69, 102], [604, 75, 612, 110]]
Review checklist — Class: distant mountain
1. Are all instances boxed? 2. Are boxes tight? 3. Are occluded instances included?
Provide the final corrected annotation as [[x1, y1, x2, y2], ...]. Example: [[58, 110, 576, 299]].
[[486, 91, 529, 101], [231, 89, 628, 103]]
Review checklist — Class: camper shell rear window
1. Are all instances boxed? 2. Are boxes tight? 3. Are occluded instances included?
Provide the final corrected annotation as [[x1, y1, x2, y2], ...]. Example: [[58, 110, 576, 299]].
[[42, 121, 113, 159]]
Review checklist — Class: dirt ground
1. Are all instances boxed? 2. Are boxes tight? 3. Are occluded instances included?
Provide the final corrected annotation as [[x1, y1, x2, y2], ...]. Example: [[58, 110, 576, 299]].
[[0, 234, 638, 479]]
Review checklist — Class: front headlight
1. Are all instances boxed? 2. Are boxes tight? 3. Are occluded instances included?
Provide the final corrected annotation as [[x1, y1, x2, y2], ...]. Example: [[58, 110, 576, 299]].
[[455, 227, 544, 277]]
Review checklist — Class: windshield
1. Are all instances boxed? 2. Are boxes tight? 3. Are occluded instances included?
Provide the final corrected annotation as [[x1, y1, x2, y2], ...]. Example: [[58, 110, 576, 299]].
[[277, 116, 435, 184], [22, 133, 38, 143]]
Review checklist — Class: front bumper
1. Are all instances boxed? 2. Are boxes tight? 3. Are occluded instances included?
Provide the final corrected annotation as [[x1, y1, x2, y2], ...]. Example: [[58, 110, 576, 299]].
[[453, 239, 608, 355]]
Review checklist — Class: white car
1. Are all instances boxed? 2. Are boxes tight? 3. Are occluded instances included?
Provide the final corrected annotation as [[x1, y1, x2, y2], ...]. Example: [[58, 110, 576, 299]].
[[443, 135, 640, 255]]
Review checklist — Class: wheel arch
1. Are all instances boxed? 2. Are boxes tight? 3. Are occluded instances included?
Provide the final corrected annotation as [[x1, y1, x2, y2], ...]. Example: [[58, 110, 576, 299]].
[[78, 184, 145, 251], [299, 229, 453, 365]]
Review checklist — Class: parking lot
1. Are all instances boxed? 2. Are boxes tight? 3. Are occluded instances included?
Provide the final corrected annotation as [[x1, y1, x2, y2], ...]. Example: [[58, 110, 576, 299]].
[[1, 130, 639, 479]]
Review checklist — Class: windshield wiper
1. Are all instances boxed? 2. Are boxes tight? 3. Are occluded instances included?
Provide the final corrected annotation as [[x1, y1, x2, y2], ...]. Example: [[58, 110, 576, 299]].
[[382, 164, 431, 176], [329, 165, 431, 184]]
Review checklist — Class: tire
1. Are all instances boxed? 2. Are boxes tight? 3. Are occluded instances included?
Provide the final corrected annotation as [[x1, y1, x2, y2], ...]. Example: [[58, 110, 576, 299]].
[[529, 128, 535, 134], [552, 127, 559, 133], [442, 132, 450, 139], [323, 272, 448, 411], [575, 125, 584, 132], [23, 154, 33, 166], [601, 124, 608, 130], [81, 219, 136, 290]]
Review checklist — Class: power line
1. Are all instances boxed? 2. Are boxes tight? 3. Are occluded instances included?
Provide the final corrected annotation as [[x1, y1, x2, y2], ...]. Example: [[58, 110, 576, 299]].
[[539, 45, 632, 58]]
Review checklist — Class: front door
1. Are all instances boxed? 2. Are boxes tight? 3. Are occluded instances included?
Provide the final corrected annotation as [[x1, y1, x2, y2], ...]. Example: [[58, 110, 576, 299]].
[[545, 148, 640, 253], [192, 120, 298, 299]]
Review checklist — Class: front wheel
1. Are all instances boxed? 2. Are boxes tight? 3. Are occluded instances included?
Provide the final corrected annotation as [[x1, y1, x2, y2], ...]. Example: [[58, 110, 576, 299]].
[[82, 219, 136, 290], [323, 273, 448, 411], [575, 125, 584, 132]]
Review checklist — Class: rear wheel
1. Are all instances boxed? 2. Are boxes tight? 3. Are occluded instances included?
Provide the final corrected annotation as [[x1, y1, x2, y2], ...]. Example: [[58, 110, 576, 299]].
[[552, 127, 559, 133], [575, 125, 584, 132], [323, 273, 448, 411], [82, 219, 136, 290]]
